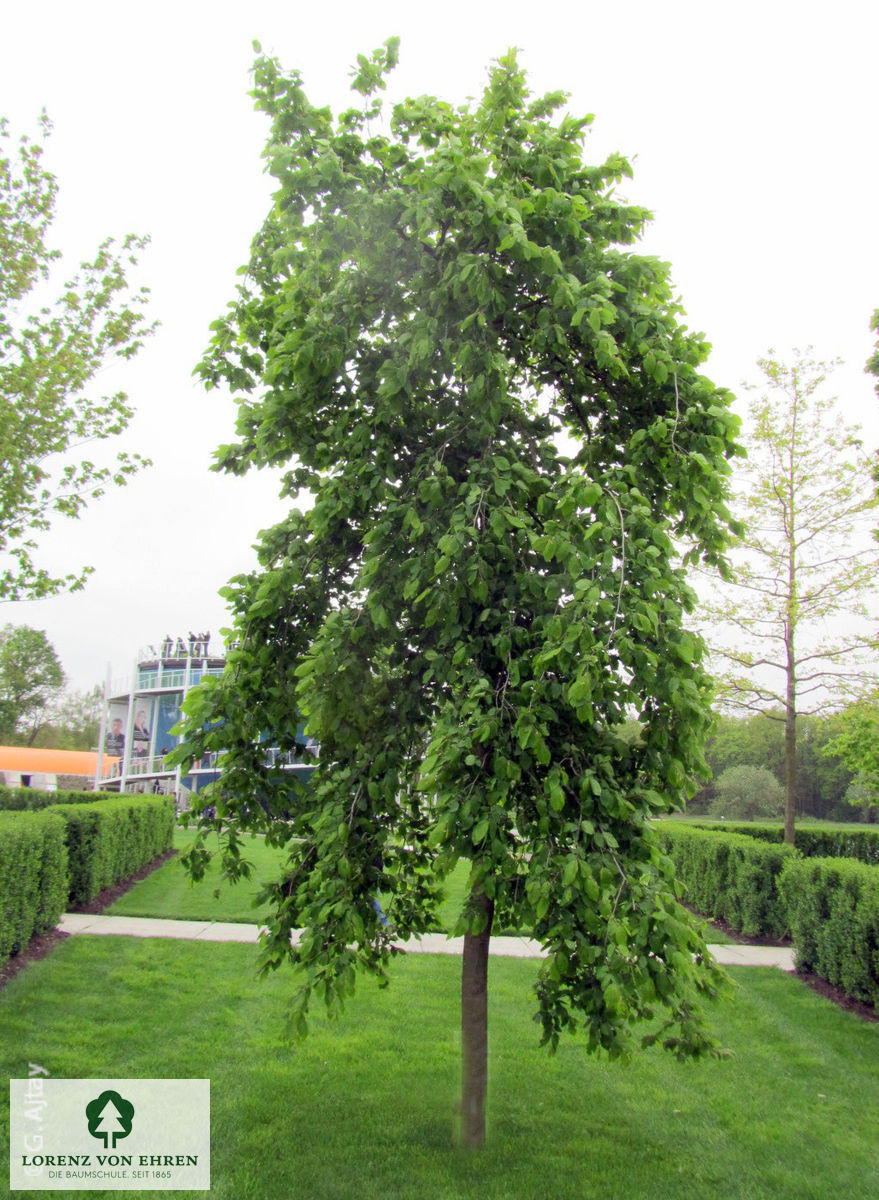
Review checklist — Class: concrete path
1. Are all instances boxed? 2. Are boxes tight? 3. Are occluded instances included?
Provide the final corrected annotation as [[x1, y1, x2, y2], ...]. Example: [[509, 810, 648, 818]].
[[57, 913, 796, 970]]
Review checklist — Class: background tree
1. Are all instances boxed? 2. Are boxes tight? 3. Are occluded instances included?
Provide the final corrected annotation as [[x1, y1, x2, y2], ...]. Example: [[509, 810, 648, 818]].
[[698, 713, 787, 804], [0, 623, 64, 744], [822, 693, 879, 821], [174, 43, 740, 1146], [707, 764, 783, 821], [870, 309, 879, 510], [843, 776, 878, 823], [31, 683, 102, 751], [0, 114, 154, 601], [691, 710, 853, 820], [699, 353, 879, 843]]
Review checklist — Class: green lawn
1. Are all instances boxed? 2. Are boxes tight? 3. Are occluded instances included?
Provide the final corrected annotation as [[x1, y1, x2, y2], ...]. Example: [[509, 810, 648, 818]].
[[667, 815, 869, 831], [106, 828, 287, 924], [1, 938, 878, 1199], [108, 829, 731, 943], [108, 829, 468, 928]]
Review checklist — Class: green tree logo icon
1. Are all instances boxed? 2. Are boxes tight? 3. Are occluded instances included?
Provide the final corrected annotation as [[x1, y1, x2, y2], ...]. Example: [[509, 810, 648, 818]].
[[85, 1090, 135, 1149]]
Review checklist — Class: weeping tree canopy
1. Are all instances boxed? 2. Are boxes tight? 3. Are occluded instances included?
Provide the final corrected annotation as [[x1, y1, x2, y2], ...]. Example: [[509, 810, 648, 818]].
[[175, 40, 740, 1087]]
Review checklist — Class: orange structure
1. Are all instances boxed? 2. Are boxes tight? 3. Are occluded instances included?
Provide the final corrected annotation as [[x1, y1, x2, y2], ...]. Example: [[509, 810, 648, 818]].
[[0, 746, 118, 778]]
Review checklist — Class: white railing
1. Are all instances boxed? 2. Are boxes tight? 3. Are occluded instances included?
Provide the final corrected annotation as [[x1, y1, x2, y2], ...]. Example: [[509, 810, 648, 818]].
[[126, 754, 174, 777], [98, 744, 317, 784]]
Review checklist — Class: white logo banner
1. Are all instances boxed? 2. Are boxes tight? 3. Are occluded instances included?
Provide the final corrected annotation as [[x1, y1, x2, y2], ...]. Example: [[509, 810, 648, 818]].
[[9, 1079, 210, 1191]]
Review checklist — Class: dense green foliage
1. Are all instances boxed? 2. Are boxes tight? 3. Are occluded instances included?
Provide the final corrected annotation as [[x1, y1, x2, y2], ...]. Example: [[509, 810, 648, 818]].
[[0, 114, 154, 601], [0, 624, 64, 743], [663, 820, 879, 1005], [691, 711, 854, 820], [707, 764, 783, 821], [0, 809, 67, 964], [821, 692, 879, 815], [656, 823, 792, 938], [779, 856, 879, 1006], [47, 794, 174, 904], [176, 42, 744, 1072], [0, 784, 106, 810]]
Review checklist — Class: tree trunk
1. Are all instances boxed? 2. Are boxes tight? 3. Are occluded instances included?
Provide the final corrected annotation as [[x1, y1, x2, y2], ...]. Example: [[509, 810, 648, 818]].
[[784, 697, 796, 845], [784, 409, 798, 848], [460, 889, 494, 1148]]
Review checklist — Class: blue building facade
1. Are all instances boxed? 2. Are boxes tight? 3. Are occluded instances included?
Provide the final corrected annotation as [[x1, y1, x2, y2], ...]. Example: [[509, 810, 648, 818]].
[[95, 634, 226, 801], [96, 634, 318, 808]]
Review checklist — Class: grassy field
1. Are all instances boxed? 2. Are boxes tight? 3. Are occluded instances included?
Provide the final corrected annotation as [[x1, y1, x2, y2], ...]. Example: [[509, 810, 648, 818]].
[[107, 829, 470, 928], [666, 815, 870, 831], [2, 937, 878, 1199], [108, 828, 730, 943], [106, 828, 287, 923]]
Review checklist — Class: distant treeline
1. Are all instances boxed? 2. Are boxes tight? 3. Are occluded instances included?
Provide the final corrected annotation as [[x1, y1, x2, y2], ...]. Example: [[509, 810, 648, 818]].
[[690, 711, 861, 822]]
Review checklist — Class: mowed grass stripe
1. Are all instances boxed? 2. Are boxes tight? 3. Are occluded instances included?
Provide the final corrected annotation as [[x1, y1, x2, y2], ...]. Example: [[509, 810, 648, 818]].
[[108, 829, 730, 944], [1, 938, 878, 1199]]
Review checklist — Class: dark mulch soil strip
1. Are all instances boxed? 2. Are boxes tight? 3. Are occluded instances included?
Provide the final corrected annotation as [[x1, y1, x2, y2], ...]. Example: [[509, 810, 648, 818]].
[[794, 970, 878, 1023], [0, 848, 178, 991], [681, 903, 790, 948], [701, 912, 791, 949], [0, 928, 71, 991], [682, 905, 877, 1022], [67, 847, 179, 914]]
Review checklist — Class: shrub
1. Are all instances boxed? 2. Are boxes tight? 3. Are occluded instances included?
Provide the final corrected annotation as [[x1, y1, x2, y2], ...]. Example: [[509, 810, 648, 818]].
[[779, 856, 879, 1006], [47, 795, 175, 904], [656, 823, 793, 938], [0, 810, 68, 966], [0, 785, 105, 811], [707, 764, 784, 821]]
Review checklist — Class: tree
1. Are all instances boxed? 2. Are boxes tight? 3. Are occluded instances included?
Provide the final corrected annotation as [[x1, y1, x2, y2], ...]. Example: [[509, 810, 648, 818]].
[[698, 713, 787, 806], [31, 683, 102, 750], [692, 710, 853, 820], [0, 114, 154, 601], [699, 353, 879, 843], [869, 309, 879, 514], [708, 764, 783, 821], [0, 623, 64, 744], [822, 693, 879, 819], [174, 42, 740, 1146]]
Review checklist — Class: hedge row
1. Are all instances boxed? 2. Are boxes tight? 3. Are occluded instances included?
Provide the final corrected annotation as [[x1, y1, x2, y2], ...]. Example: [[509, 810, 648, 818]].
[[48, 796, 176, 905], [0, 811, 68, 966], [655, 823, 793, 938], [779, 857, 879, 1007], [0, 795, 175, 965], [692, 821, 879, 865], [0, 785, 107, 812], [659, 822, 879, 1008]]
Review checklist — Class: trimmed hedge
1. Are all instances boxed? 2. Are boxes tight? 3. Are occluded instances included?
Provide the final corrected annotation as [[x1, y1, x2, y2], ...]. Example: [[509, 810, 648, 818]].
[[779, 856, 879, 1007], [47, 795, 175, 904], [0, 785, 105, 812], [655, 823, 793, 938], [0, 810, 68, 966], [692, 821, 879, 865]]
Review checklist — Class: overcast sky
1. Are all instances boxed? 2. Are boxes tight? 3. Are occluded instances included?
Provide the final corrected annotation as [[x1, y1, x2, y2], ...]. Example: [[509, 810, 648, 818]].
[[2, 0, 877, 691]]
